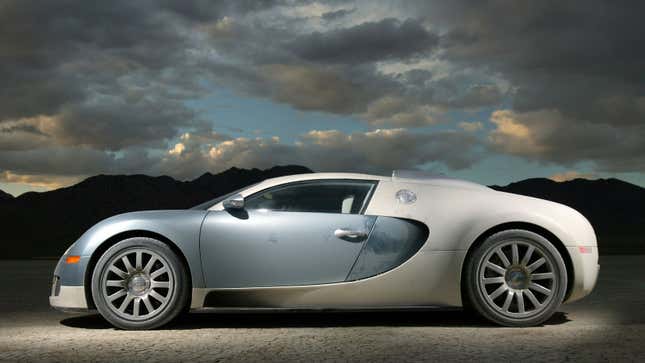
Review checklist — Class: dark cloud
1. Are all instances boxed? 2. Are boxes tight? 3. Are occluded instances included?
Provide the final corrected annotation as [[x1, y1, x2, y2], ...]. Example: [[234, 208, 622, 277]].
[[0, 0, 209, 152], [159, 0, 291, 21], [321, 7, 356, 22], [290, 18, 439, 64], [488, 109, 645, 172], [1, 0, 644, 186], [432, 1, 645, 122], [395, 0, 645, 170]]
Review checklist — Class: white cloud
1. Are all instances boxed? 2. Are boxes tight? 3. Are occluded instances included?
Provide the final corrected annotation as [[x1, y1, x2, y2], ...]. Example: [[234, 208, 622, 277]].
[[158, 127, 482, 179]]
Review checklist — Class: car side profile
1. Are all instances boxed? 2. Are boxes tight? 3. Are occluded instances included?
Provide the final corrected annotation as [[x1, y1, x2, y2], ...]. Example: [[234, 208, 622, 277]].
[[50, 171, 599, 329]]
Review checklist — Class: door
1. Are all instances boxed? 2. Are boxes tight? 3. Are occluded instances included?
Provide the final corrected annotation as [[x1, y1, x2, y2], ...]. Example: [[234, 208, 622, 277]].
[[200, 180, 377, 288]]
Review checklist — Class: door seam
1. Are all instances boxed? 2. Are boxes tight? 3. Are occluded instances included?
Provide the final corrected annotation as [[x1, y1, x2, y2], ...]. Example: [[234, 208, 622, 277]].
[[344, 216, 379, 281]]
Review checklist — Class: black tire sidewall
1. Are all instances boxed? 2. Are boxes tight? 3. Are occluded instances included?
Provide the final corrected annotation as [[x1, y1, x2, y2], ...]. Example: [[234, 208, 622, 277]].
[[91, 237, 189, 330], [464, 229, 568, 327]]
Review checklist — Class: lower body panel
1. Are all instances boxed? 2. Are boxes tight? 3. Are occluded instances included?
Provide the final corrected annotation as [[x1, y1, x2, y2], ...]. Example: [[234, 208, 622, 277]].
[[191, 250, 465, 309]]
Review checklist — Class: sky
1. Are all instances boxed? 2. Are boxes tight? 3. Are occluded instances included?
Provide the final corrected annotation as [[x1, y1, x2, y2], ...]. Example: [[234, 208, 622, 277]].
[[1, 0, 645, 196]]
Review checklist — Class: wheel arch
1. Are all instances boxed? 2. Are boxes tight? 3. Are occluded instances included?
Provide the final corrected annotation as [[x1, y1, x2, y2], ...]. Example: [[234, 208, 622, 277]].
[[459, 221, 575, 306], [83, 230, 192, 310]]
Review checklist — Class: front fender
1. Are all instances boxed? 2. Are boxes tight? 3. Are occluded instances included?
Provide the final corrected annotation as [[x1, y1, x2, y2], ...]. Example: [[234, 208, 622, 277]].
[[64, 210, 208, 288]]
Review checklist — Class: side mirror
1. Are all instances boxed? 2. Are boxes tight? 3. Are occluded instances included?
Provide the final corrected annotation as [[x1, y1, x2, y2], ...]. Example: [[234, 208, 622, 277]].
[[223, 194, 245, 210]]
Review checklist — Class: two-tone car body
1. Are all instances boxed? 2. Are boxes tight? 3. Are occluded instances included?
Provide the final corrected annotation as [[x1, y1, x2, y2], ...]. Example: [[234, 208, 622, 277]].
[[50, 171, 599, 329]]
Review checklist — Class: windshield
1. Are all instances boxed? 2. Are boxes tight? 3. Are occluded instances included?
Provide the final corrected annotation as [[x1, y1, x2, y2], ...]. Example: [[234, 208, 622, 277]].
[[190, 183, 259, 210]]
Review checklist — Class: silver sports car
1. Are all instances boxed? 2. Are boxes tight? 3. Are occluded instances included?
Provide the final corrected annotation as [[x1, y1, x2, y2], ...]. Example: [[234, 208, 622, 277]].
[[50, 171, 599, 329]]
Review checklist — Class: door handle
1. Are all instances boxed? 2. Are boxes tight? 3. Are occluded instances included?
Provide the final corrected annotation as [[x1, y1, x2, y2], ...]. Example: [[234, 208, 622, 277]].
[[334, 228, 368, 241]]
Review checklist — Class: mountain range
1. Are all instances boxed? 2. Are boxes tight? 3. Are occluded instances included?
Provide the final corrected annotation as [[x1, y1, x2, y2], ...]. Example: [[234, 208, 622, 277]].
[[0, 166, 642, 258]]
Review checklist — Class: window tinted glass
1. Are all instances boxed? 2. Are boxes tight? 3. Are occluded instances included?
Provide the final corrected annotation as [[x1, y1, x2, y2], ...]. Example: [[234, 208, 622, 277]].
[[245, 181, 374, 214]]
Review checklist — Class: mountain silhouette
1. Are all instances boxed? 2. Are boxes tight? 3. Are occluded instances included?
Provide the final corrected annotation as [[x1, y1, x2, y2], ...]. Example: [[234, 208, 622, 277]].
[[0, 169, 642, 258], [0, 189, 13, 201], [0, 165, 312, 258], [492, 178, 645, 254]]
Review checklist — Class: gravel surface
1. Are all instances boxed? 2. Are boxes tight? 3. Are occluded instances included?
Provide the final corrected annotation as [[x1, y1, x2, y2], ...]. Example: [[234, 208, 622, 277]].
[[1, 256, 644, 362]]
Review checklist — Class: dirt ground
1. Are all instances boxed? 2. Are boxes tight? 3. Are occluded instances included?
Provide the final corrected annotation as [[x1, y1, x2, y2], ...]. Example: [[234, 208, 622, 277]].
[[1, 256, 644, 362]]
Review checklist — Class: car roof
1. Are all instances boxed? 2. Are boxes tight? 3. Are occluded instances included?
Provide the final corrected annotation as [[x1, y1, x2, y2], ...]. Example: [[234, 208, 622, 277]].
[[208, 171, 488, 210], [256, 171, 488, 190]]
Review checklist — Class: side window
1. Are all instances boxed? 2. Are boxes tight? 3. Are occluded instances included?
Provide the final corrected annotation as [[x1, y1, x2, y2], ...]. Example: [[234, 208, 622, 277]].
[[245, 181, 375, 214]]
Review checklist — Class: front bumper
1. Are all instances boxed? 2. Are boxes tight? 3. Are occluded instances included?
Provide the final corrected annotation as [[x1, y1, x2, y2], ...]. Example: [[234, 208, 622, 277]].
[[49, 286, 89, 312], [49, 254, 92, 312], [565, 246, 600, 303]]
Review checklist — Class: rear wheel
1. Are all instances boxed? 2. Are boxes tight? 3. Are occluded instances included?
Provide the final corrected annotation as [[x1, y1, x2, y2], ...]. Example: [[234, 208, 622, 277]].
[[464, 229, 567, 327], [91, 237, 189, 330]]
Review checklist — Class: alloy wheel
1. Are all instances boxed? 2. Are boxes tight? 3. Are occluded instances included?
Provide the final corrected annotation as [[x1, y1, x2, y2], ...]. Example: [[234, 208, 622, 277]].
[[100, 248, 175, 321], [477, 240, 558, 319]]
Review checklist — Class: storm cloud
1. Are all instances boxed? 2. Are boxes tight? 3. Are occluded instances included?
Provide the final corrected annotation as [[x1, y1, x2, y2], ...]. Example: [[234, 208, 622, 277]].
[[1, 0, 644, 192]]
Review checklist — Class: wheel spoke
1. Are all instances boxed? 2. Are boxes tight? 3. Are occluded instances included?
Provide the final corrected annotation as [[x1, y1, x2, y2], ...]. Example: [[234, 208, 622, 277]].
[[521, 245, 535, 266], [143, 257, 157, 274], [482, 276, 505, 284], [516, 290, 525, 313], [502, 290, 514, 312], [151, 281, 170, 288], [511, 243, 519, 265], [149, 290, 167, 303], [525, 289, 541, 308], [106, 280, 124, 287], [108, 289, 126, 302], [527, 257, 546, 272], [133, 298, 141, 318], [486, 261, 506, 275], [109, 265, 127, 279], [531, 272, 554, 280], [495, 248, 511, 267], [529, 282, 552, 296], [151, 267, 168, 279], [489, 284, 508, 300], [142, 295, 154, 314], [135, 251, 143, 270], [118, 295, 134, 312], [122, 256, 135, 273]]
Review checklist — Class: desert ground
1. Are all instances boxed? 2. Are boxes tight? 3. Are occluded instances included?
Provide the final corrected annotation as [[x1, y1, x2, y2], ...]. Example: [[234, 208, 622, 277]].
[[1, 256, 644, 362]]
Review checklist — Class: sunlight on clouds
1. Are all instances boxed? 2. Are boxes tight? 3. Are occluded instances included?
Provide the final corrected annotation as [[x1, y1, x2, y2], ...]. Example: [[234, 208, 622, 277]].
[[488, 110, 548, 155], [168, 143, 185, 156], [159, 127, 481, 179], [0, 171, 80, 190], [490, 110, 531, 138], [550, 171, 595, 182]]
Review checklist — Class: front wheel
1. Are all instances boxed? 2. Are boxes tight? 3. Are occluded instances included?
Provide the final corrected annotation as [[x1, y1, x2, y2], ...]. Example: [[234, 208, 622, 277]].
[[91, 237, 189, 330], [464, 229, 568, 327]]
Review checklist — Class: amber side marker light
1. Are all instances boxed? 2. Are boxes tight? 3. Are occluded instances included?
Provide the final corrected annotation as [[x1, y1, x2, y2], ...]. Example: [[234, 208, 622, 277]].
[[65, 255, 81, 264]]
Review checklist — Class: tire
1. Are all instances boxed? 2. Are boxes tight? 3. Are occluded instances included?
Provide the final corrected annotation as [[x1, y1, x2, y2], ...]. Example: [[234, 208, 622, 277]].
[[464, 229, 567, 327], [91, 237, 189, 330]]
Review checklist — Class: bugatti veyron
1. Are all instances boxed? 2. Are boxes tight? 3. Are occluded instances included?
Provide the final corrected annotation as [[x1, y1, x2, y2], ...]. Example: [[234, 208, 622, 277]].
[[50, 171, 599, 329]]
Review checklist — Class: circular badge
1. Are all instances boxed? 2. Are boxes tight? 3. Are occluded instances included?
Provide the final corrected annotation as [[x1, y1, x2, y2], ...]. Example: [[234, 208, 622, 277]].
[[395, 189, 417, 204]]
